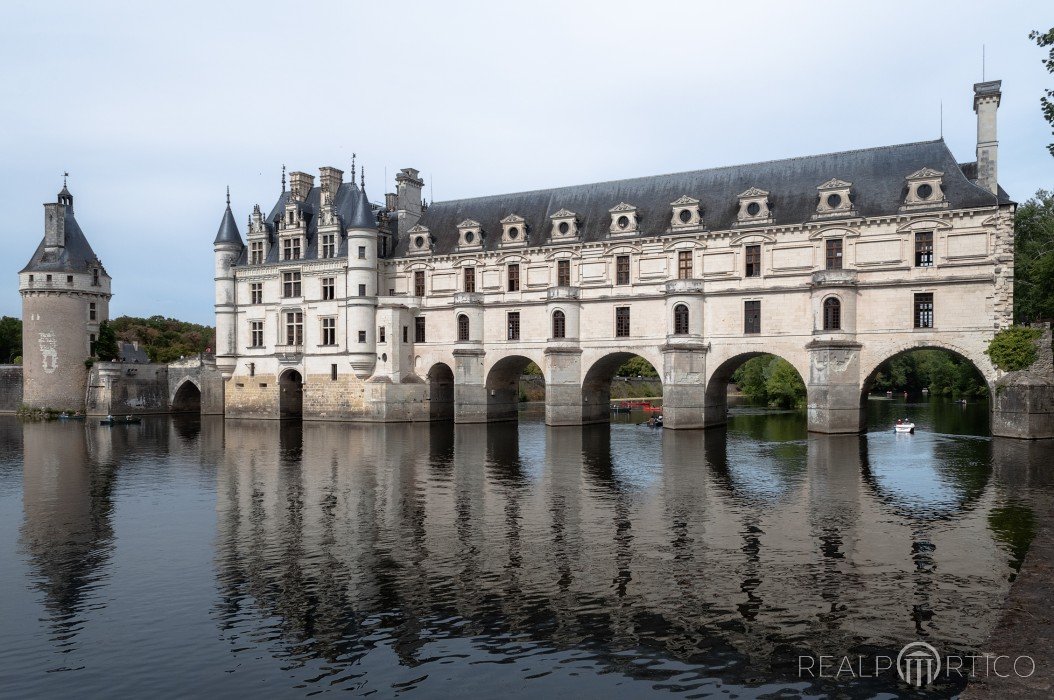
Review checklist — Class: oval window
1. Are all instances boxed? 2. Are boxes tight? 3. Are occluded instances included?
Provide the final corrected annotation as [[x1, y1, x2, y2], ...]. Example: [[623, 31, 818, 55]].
[[678, 208, 692, 223], [508, 227, 519, 239], [415, 236, 424, 248], [917, 183, 933, 200], [617, 215, 630, 229], [558, 221, 570, 234], [465, 231, 474, 243], [746, 202, 761, 216], [826, 193, 842, 209]]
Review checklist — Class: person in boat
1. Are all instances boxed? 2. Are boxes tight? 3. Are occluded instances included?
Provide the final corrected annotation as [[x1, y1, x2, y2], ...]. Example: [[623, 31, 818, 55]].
[[896, 418, 902, 425]]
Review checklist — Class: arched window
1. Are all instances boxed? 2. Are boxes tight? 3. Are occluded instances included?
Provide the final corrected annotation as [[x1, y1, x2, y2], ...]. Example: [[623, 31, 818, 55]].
[[673, 303, 689, 335], [823, 297, 841, 331], [457, 313, 470, 342], [552, 310, 566, 339]]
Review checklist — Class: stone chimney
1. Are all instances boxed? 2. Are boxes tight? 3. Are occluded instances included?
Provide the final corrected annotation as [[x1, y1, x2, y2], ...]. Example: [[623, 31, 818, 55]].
[[288, 171, 315, 202], [43, 202, 66, 250], [395, 168, 425, 230], [319, 166, 343, 201], [385, 192, 398, 211], [973, 80, 1001, 194]]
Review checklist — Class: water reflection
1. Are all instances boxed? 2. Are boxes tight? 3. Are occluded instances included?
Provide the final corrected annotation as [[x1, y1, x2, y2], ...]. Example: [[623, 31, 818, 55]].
[[2, 401, 1050, 697]]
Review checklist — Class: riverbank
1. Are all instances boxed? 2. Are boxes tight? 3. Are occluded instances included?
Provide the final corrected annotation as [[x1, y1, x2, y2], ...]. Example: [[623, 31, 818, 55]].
[[518, 376, 662, 403]]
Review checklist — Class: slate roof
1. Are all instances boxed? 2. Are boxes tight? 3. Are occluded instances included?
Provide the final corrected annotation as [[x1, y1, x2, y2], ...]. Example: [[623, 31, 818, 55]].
[[393, 139, 1009, 257], [118, 342, 150, 364], [21, 200, 107, 274], [214, 204, 243, 246], [235, 181, 380, 265]]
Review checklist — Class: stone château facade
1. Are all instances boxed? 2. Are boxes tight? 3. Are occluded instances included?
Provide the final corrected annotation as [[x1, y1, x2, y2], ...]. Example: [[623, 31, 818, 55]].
[[215, 80, 1016, 432]]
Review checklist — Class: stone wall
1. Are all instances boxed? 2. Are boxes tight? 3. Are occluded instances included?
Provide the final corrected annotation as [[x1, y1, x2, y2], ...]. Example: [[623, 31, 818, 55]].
[[0, 365, 24, 413], [992, 324, 1054, 439], [86, 363, 170, 415]]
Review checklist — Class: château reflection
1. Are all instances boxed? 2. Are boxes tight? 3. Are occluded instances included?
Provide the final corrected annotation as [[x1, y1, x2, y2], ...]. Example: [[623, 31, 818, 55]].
[[210, 418, 1027, 690]]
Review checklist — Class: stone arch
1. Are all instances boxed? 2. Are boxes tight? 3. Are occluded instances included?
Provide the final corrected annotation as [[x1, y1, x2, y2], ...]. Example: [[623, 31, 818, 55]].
[[703, 351, 809, 428], [278, 368, 303, 418], [485, 353, 544, 422], [426, 362, 454, 421], [859, 338, 997, 400], [171, 377, 201, 413], [581, 351, 662, 424]]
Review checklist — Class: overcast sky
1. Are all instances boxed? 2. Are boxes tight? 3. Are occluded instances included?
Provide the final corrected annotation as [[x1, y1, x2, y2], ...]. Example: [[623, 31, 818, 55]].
[[2, 1, 1051, 325]]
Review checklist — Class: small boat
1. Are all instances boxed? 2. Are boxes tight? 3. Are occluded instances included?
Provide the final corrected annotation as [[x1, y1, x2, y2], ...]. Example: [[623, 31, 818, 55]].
[[894, 420, 915, 434], [58, 412, 85, 420], [610, 404, 631, 413], [641, 404, 663, 413], [101, 415, 142, 426]]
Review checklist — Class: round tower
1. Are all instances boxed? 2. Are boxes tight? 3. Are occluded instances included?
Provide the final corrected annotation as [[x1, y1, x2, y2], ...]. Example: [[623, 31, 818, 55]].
[[213, 188, 244, 380], [346, 183, 379, 378], [19, 184, 112, 411]]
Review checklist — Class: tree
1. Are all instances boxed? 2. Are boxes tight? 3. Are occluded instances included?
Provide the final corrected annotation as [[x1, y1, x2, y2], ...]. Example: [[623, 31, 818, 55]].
[[0, 316, 21, 364], [1030, 27, 1054, 157], [94, 320, 119, 361], [616, 356, 658, 378], [765, 358, 807, 408], [1014, 190, 1054, 323]]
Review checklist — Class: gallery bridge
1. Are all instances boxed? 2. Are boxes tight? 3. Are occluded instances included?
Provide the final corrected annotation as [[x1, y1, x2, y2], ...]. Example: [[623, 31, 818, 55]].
[[411, 272, 1005, 435]]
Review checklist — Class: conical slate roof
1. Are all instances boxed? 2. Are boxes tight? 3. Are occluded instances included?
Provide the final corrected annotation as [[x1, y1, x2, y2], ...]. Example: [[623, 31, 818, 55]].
[[214, 203, 243, 246], [347, 187, 377, 229], [20, 198, 106, 274]]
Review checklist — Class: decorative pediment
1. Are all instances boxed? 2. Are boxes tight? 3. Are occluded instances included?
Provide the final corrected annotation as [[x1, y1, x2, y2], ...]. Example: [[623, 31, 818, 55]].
[[818, 178, 852, 191], [407, 224, 429, 234], [609, 202, 637, 213], [500, 213, 526, 247], [671, 194, 699, 206], [551, 208, 576, 219], [671, 194, 702, 230], [739, 186, 769, 198], [500, 213, 525, 225], [407, 225, 432, 254], [457, 219, 481, 229], [907, 167, 944, 181], [456, 219, 483, 249], [550, 209, 579, 241], [609, 202, 639, 235]]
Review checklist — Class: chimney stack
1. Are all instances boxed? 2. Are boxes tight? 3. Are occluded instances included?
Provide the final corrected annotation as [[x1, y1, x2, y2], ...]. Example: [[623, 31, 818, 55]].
[[973, 80, 1001, 194], [395, 168, 425, 230], [43, 202, 66, 250], [288, 171, 315, 202], [319, 166, 343, 201]]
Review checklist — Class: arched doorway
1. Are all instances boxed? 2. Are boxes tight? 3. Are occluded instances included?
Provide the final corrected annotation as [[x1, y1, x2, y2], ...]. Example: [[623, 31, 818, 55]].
[[860, 346, 991, 435], [427, 362, 454, 421], [485, 355, 542, 422], [581, 352, 662, 424], [171, 379, 201, 413], [704, 352, 807, 429], [279, 369, 303, 418]]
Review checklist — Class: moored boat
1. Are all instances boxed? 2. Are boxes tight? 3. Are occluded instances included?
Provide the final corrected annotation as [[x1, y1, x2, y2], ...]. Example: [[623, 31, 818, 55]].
[[100, 415, 143, 426]]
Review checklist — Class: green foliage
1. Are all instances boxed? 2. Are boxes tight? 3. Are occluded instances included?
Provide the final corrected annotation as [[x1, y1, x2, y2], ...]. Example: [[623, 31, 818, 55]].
[[870, 349, 988, 396], [0, 316, 21, 363], [616, 356, 659, 378], [1030, 27, 1054, 157], [109, 315, 214, 363], [732, 355, 806, 408], [94, 320, 119, 361], [522, 361, 542, 376], [985, 326, 1043, 372], [1014, 190, 1054, 323]]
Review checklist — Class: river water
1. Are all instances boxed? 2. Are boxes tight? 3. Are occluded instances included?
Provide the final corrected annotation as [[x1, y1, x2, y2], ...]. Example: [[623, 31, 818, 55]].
[[1, 398, 1051, 698]]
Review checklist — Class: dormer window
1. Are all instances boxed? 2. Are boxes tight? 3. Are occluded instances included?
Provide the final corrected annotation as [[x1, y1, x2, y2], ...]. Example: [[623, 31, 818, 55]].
[[457, 219, 484, 250], [670, 195, 701, 230], [814, 179, 855, 219], [736, 188, 772, 225], [320, 234, 336, 259], [550, 209, 579, 241], [500, 214, 527, 247], [609, 203, 639, 235], [282, 237, 301, 261], [407, 224, 432, 255], [902, 168, 947, 210], [250, 241, 265, 265]]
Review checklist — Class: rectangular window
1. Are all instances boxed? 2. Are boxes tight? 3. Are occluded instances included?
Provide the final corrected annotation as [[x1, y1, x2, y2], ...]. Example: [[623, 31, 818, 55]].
[[358, 283, 366, 297], [402, 326, 408, 343], [414, 270, 425, 297], [678, 251, 693, 279], [415, 317, 426, 343], [744, 300, 761, 334], [915, 231, 934, 267], [46, 274, 52, 283], [320, 234, 335, 259], [507, 312, 520, 340], [92, 269, 100, 286], [616, 255, 630, 285], [250, 321, 264, 347], [250, 241, 265, 265], [66, 275, 73, 285], [379, 326, 386, 343], [284, 312, 303, 345], [321, 277, 335, 300], [508, 264, 520, 292], [250, 282, 263, 304], [331, 364, 338, 381], [282, 271, 301, 298], [321, 317, 336, 345], [745, 245, 761, 277], [358, 330, 367, 343], [825, 239, 843, 270], [89, 302, 96, 321], [557, 259, 571, 287], [358, 245, 366, 260], [464, 267, 476, 292], [282, 237, 301, 261], [914, 293, 934, 328], [615, 306, 630, 337]]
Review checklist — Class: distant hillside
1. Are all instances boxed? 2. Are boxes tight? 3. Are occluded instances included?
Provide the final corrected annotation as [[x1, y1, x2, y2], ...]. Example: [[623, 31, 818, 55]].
[[110, 315, 214, 364]]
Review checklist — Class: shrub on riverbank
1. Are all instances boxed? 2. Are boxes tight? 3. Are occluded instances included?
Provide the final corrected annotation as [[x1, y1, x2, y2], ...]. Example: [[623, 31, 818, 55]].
[[732, 355, 807, 408], [985, 326, 1043, 372]]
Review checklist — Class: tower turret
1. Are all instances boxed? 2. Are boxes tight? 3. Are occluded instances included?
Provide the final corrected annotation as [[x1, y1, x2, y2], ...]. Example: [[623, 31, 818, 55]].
[[346, 182, 379, 378], [973, 80, 1002, 194], [213, 188, 244, 380], [19, 182, 112, 410]]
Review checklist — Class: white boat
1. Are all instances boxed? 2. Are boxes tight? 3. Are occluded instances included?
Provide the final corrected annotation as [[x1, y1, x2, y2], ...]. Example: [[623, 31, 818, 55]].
[[894, 422, 915, 434]]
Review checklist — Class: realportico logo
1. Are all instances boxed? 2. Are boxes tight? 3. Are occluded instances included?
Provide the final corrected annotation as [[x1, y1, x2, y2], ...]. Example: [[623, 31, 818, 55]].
[[798, 641, 1035, 687]]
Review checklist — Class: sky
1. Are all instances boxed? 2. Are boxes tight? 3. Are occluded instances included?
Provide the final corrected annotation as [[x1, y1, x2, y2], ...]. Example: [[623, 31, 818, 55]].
[[2, 1, 1051, 325]]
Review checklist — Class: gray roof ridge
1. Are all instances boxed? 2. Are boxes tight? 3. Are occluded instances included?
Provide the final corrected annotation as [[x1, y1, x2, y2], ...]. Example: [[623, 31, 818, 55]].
[[426, 139, 951, 207]]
